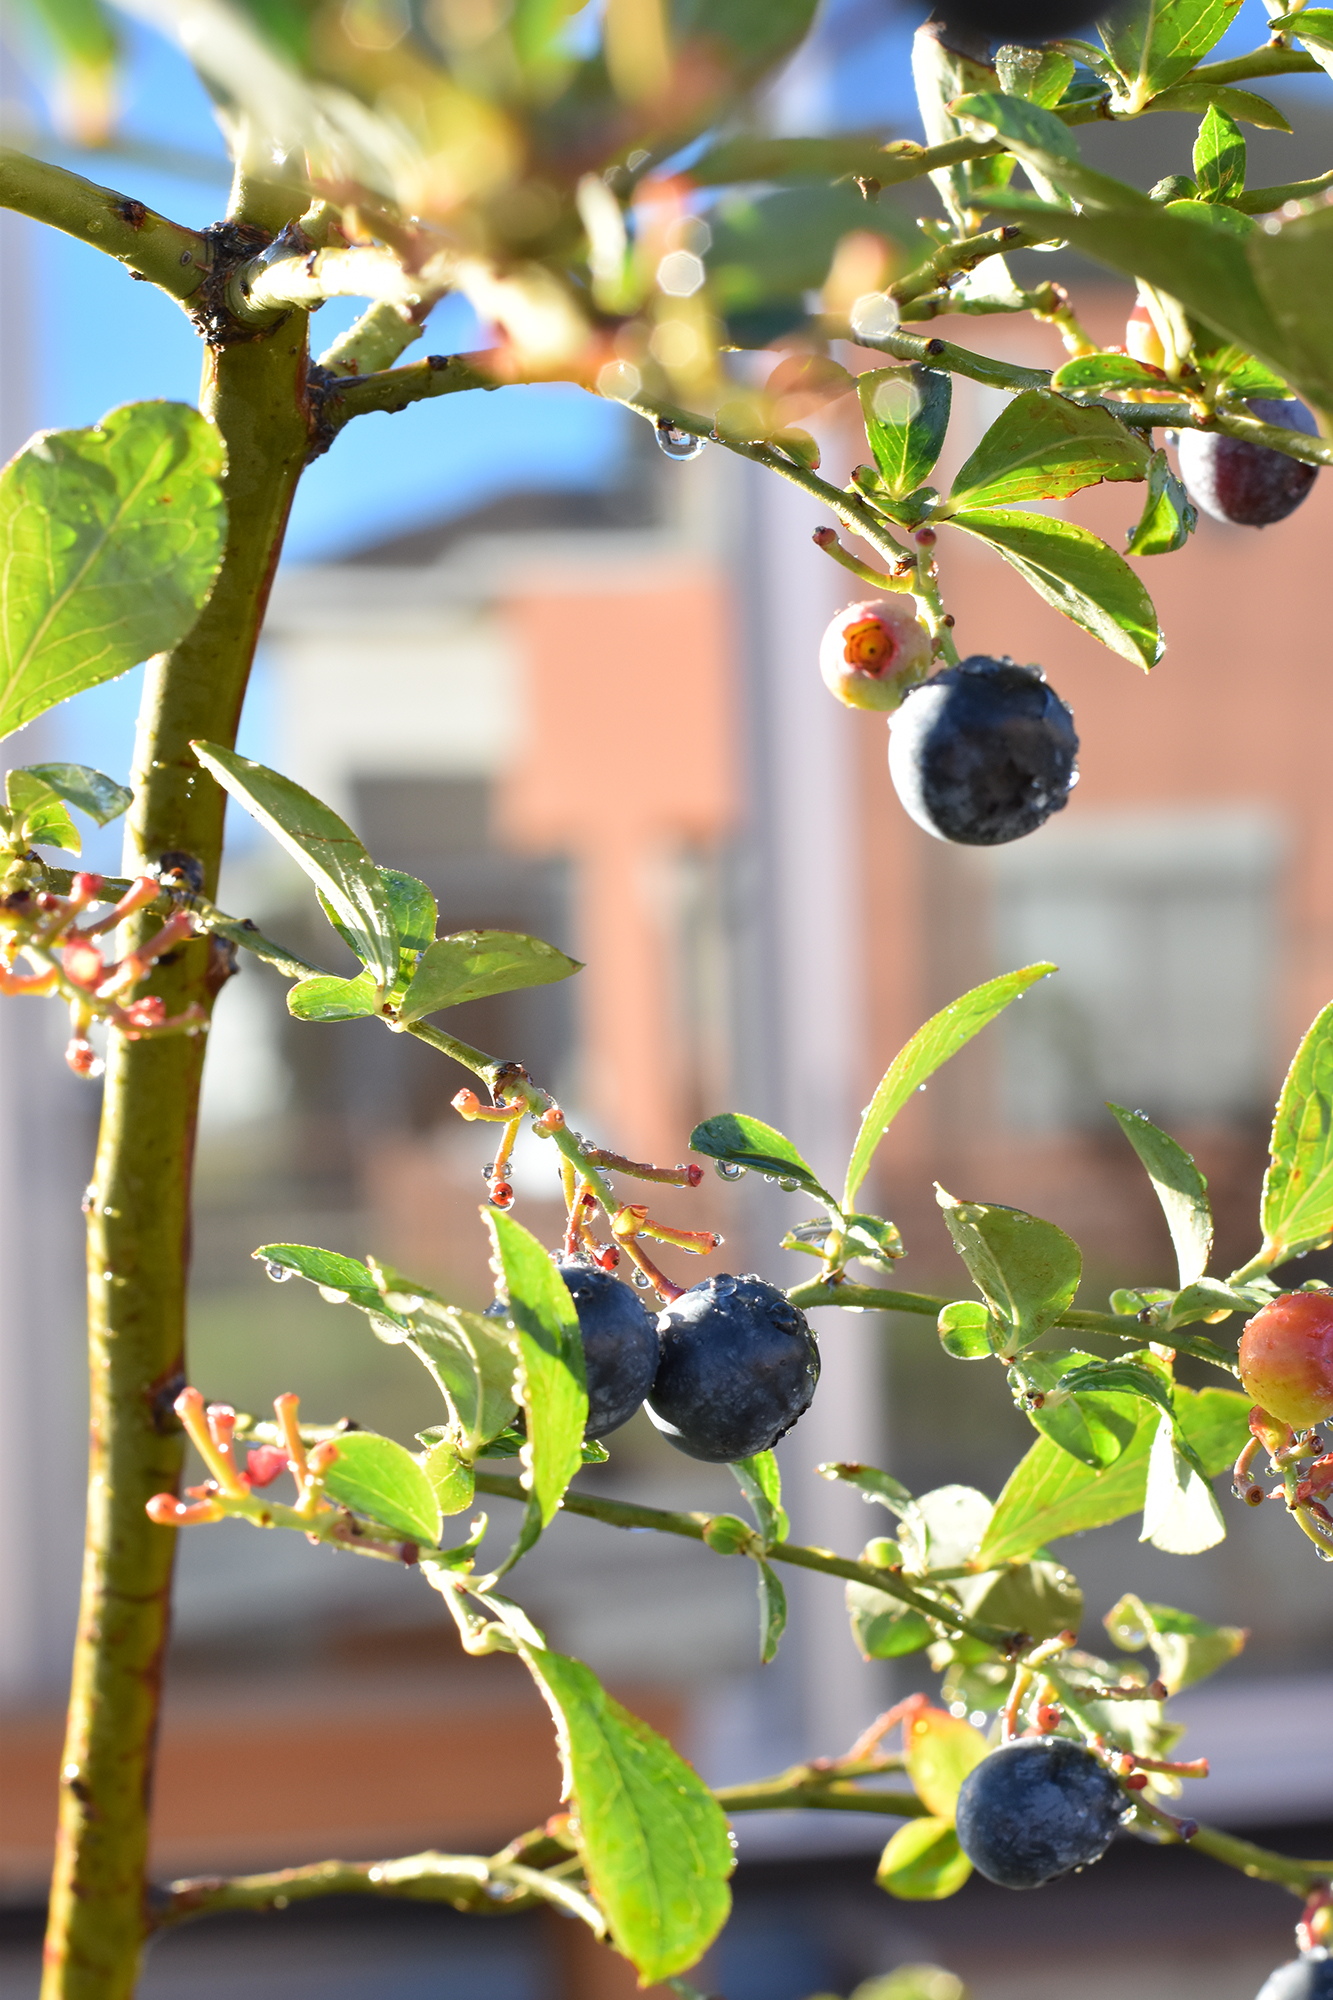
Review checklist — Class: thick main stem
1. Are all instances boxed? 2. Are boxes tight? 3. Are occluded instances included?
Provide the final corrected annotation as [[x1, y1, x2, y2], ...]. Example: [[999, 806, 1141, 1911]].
[[41, 184, 311, 1998]]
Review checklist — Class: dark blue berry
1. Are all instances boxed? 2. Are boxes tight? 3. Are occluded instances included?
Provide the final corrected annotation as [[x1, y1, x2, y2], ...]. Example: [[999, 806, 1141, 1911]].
[[954, 1737, 1127, 1889], [888, 656, 1077, 847], [1256, 1954, 1333, 2000], [646, 1275, 819, 1462], [1177, 398, 1318, 527], [486, 1263, 659, 1439]]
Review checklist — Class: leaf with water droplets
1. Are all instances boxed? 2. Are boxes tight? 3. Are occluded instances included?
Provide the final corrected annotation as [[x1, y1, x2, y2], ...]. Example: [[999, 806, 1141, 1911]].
[[936, 1192, 1081, 1358], [844, 966, 1055, 1208], [397, 929, 582, 1023], [1107, 1102, 1212, 1286], [318, 1431, 442, 1546], [690, 1112, 834, 1204]]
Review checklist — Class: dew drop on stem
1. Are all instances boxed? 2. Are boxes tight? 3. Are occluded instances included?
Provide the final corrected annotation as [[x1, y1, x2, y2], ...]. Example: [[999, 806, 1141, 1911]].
[[656, 418, 706, 462], [631, 1269, 652, 1288]]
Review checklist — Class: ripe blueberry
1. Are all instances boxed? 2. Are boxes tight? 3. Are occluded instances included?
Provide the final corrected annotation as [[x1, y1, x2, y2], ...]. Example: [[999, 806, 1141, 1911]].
[[888, 656, 1078, 846], [819, 596, 932, 713], [1238, 1292, 1333, 1433], [954, 1737, 1128, 1889], [647, 1275, 819, 1462], [1255, 1952, 1333, 2000], [1177, 399, 1319, 527], [487, 1263, 659, 1439]]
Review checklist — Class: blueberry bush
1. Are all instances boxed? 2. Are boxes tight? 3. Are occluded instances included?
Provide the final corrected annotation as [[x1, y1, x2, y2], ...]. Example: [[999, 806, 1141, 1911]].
[[7, 1, 1333, 1994]]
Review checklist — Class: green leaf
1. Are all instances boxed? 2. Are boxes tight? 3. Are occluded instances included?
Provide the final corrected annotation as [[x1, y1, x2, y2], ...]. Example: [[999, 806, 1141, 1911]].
[[1193, 103, 1246, 202], [995, 43, 1075, 107], [977, 1384, 1249, 1566], [946, 389, 1152, 512], [397, 928, 582, 1023], [192, 744, 398, 993], [1146, 82, 1291, 130], [0, 403, 226, 741], [1056, 1358, 1176, 1425], [876, 1818, 972, 1900], [1014, 1347, 1141, 1467], [1050, 353, 1169, 395], [905, 1707, 990, 1818], [1141, 1413, 1226, 1552], [252, 1242, 404, 1323], [1256, 999, 1333, 1268], [406, 1305, 522, 1456], [935, 1192, 1081, 1358], [1104, 1591, 1245, 1693], [847, 1564, 935, 1659], [16, 762, 131, 825], [321, 867, 437, 995], [946, 508, 1163, 669], [755, 1560, 787, 1664], [900, 1484, 993, 1573], [287, 973, 377, 1022], [6, 770, 79, 853], [912, 27, 1016, 233], [729, 1452, 788, 1545], [1125, 449, 1198, 557], [318, 1431, 442, 1547], [954, 1557, 1084, 1643], [21, 0, 119, 72], [518, 1646, 733, 1982], [844, 965, 1055, 1207], [1099, 0, 1243, 104], [690, 1111, 834, 1203], [842, 1213, 906, 1268], [858, 366, 952, 501], [420, 1438, 478, 1517], [937, 1300, 993, 1361], [1107, 1102, 1212, 1284], [486, 1211, 586, 1532], [817, 1460, 918, 1521], [1270, 6, 1333, 41]]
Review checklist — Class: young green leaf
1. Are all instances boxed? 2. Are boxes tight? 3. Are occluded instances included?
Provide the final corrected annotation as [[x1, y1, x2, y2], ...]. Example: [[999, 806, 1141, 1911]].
[[1141, 1413, 1226, 1552], [1104, 1592, 1246, 1693], [321, 867, 437, 994], [1014, 1347, 1141, 1467], [690, 1112, 834, 1203], [192, 743, 398, 993], [876, 1818, 972, 1900], [518, 1647, 734, 1982], [858, 365, 951, 500], [912, 25, 1017, 233], [318, 1431, 442, 1547], [0, 402, 226, 741], [945, 390, 1152, 512], [1050, 353, 1169, 395], [1055, 1358, 1177, 1426], [898, 1484, 993, 1574], [420, 1438, 478, 1517], [1107, 1102, 1212, 1285], [397, 929, 582, 1023], [841, 1213, 906, 1268], [905, 1707, 989, 1818], [995, 44, 1075, 106], [287, 973, 377, 1022], [406, 1304, 522, 1457], [16, 763, 131, 826], [1270, 6, 1333, 42], [729, 1452, 788, 1545], [1125, 450, 1198, 557], [486, 1211, 587, 1531], [1099, 0, 1244, 107], [1146, 82, 1291, 129], [844, 964, 1055, 1207], [817, 1460, 918, 1521], [7, 771, 80, 853], [1252, 998, 1333, 1270], [954, 1557, 1084, 1644], [937, 1300, 994, 1360], [1193, 103, 1246, 202], [847, 1553, 935, 1659], [252, 1242, 404, 1322], [936, 1191, 1081, 1358], [755, 1560, 787, 1664], [977, 1385, 1248, 1566], [946, 508, 1164, 669]]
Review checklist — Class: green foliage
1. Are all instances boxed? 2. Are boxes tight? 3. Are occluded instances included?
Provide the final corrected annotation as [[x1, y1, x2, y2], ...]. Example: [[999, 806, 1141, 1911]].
[[945, 509, 1164, 668], [1125, 450, 1199, 557], [690, 1110, 834, 1202], [945, 390, 1152, 510], [859, 366, 952, 502], [518, 1645, 734, 1981], [876, 1818, 972, 1900], [1012, 1348, 1142, 1468], [730, 1451, 788, 1544], [194, 745, 399, 993], [1252, 999, 1333, 1270], [936, 1193, 1082, 1359], [1099, 0, 1243, 105], [1107, 1103, 1213, 1285], [398, 929, 582, 1023], [486, 1210, 587, 1534], [844, 966, 1054, 1207], [1194, 104, 1246, 202], [318, 1431, 443, 1547], [16, 762, 130, 826], [904, 1708, 989, 1818], [1104, 1591, 1246, 1692], [0, 404, 225, 741]]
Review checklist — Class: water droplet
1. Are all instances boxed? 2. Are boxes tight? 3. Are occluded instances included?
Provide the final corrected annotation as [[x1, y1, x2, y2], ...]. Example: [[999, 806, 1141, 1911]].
[[917, 1083, 927, 1093], [265, 1261, 294, 1283], [631, 1268, 652, 1289], [481, 1162, 495, 1180], [715, 1159, 746, 1181], [656, 418, 706, 462], [778, 1177, 799, 1193], [318, 1285, 350, 1304], [764, 1174, 777, 1185]]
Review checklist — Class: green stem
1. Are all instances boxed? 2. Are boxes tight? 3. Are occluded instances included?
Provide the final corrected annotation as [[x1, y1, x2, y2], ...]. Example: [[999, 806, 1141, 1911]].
[[1187, 44, 1320, 86], [471, 1471, 1015, 1646], [151, 1852, 553, 1928], [320, 354, 498, 433], [318, 300, 429, 378], [40, 178, 313, 1999], [0, 149, 207, 301]]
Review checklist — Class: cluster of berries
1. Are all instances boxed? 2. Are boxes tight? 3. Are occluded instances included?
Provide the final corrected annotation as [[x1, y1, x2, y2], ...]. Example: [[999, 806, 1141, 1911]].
[[492, 1262, 820, 1462]]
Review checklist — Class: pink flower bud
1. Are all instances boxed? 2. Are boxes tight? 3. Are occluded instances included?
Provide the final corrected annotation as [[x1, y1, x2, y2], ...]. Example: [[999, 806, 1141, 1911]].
[[72, 873, 104, 901], [819, 598, 932, 714], [245, 1445, 288, 1488]]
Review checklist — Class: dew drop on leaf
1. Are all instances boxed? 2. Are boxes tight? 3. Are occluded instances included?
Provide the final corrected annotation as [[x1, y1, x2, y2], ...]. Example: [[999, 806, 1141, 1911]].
[[265, 1260, 293, 1283]]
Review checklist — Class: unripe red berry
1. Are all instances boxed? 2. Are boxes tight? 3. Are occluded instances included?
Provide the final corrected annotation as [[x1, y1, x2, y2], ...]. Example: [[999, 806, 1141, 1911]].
[[1238, 1293, 1333, 1432], [819, 597, 931, 714]]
